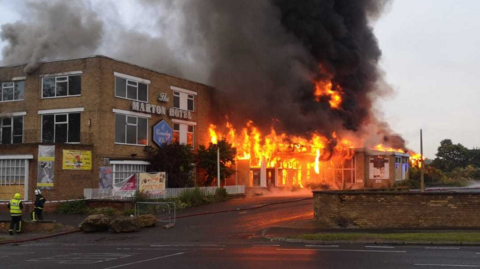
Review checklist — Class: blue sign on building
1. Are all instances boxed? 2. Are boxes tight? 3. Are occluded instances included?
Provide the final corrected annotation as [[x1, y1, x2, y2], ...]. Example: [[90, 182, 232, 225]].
[[153, 120, 173, 147]]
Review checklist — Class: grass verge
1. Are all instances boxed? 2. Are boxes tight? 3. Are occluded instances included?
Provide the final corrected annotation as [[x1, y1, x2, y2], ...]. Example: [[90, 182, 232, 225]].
[[290, 232, 480, 243]]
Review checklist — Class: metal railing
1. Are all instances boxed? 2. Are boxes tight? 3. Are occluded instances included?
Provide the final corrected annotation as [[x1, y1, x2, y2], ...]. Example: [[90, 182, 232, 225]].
[[135, 202, 176, 228], [84, 185, 246, 200]]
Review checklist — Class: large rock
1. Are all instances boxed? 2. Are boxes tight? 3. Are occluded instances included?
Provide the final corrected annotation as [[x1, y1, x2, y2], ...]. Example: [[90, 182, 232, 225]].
[[79, 214, 110, 233], [109, 217, 141, 233], [136, 214, 156, 228]]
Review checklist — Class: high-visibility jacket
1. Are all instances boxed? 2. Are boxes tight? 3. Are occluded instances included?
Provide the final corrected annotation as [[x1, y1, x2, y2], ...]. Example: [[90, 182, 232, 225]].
[[8, 199, 23, 216]]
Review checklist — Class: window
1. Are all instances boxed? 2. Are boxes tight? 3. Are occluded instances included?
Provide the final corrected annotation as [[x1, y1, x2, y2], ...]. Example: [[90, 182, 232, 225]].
[[115, 114, 148, 146], [173, 123, 180, 143], [335, 157, 356, 184], [42, 113, 81, 143], [0, 116, 23, 144], [112, 163, 147, 184], [115, 76, 148, 102], [1, 81, 25, 102], [187, 125, 194, 147], [0, 159, 26, 185], [42, 75, 81, 98], [172, 91, 194, 112]]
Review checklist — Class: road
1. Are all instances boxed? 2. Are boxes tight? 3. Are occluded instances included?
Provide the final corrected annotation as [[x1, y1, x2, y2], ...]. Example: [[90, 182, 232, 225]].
[[2, 195, 480, 268]]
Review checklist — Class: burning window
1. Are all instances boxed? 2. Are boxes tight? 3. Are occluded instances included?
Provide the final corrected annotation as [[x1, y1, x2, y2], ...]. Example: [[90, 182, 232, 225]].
[[173, 123, 195, 148], [1, 81, 24, 102], [115, 76, 148, 102], [173, 123, 180, 143], [114, 113, 148, 146], [42, 113, 80, 143], [42, 75, 81, 98], [0, 116, 23, 144]]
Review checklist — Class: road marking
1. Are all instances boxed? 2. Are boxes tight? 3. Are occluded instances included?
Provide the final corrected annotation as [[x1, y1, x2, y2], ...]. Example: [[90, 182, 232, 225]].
[[305, 245, 339, 248], [415, 264, 480, 267], [253, 245, 281, 247], [277, 248, 406, 253], [365, 246, 395, 249], [28, 253, 132, 265], [425, 247, 460, 250], [102, 251, 190, 269]]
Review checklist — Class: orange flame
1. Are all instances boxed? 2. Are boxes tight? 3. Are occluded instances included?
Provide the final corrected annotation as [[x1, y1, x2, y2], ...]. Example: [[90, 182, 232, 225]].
[[314, 80, 343, 109], [314, 149, 321, 174]]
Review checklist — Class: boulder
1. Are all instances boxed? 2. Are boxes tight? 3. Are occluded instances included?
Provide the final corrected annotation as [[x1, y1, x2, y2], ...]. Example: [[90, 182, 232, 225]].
[[136, 214, 156, 228], [79, 214, 110, 233], [109, 217, 141, 233]]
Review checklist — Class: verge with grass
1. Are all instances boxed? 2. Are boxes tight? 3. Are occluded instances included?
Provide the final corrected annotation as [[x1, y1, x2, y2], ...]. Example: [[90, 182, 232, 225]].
[[290, 232, 480, 243]]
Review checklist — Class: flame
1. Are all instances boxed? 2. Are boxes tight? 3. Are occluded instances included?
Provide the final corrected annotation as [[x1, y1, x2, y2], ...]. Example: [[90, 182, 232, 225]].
[[314, 149, 321, 174], [314, 80, 343, 109], [409, 153, 425, 168], [374, 144, 405, 153], [209, 124, 218, 145]]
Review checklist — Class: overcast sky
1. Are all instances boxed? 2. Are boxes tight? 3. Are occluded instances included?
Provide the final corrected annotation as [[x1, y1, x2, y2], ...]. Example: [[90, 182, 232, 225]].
[[0, 0, 478, 158]]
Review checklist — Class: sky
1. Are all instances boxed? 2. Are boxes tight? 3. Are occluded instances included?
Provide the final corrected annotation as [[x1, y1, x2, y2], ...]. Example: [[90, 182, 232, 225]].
[[0, 0, 478, 159]]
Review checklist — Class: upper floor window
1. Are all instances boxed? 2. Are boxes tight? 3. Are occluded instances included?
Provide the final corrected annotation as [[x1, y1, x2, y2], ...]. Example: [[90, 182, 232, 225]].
[[171, 86, 196, 112], [0, 116, 23, 144], [173, 122, 195, 148], [42, 75, 81, 98], [114, 113, 148, 146], [115, 74, 148, 102], [42, 113, 80, 143], [0, 81, 25, 102]]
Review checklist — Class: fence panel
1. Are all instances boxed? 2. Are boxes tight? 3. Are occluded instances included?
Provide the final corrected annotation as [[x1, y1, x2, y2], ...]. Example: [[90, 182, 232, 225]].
[[84, 185, 245, 200], [135, 202, 176, 228]]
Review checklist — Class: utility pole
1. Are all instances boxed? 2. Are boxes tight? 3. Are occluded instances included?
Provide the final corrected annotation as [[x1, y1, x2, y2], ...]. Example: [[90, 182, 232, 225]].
[[420, 129, 425, 192], [217, 145, 221, 188]]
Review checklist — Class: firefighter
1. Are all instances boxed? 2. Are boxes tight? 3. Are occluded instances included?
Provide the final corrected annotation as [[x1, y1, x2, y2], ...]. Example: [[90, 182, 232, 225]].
[[32, 189, 46, 221], [7, 193, 23, 235]]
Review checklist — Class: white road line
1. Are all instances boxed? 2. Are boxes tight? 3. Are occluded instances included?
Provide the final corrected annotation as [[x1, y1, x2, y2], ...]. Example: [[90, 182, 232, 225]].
[[415, 264, 480, 267], [277, 248, 406, 253], [102, 252, 190, 269], [425, 247, 460, 250], [305, 245, 339, 248], [365, 246, 396, 249]]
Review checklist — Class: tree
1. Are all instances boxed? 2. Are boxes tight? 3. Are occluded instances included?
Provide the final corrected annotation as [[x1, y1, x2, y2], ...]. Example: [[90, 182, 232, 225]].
[[144, 143, 195, 188], [431, 139, 469, 172], [196, 139, 237, 186]]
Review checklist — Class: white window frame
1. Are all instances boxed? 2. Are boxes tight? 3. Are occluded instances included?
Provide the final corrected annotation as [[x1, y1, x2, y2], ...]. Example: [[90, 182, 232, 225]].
[[173, 91, 180, 109], [188, 94, 194, 112], [0, 116, 24, 144], [114, 112, 149, 147], [111, 162, 149, 184], [114, 72, 149, 103], [41, 74, 82, 99], [0, 81, 25, 103], [172, 121, 195, 148], [40, 113, 81, 144], [172, 91, 195, 112], [334, 157, 356, 184]]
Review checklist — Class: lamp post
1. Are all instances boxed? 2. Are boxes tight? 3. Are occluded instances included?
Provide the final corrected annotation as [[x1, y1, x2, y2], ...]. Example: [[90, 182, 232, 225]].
[[420, 129, 425, 192], [217, 145, 221, 188]]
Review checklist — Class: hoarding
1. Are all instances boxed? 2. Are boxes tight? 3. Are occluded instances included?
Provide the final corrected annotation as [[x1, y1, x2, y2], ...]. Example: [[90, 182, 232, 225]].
[[37, 145, 55, 189], [63, 150, 92, 170], [139, 172, 166, 195]]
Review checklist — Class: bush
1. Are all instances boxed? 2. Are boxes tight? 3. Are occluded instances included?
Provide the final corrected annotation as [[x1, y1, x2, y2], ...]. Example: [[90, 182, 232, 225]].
[[89, 207, 116, 216], [213, 188, 228, 202], [393, 179, 420, 190], [133, 191, 151, 203], [55, 200, 89, 214], [179, 187, 208, 206], [121, 208, 135, 216]]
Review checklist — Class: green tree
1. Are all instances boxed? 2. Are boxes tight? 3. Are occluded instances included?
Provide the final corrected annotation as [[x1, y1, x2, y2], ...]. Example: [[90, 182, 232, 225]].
[[144, 143, 195, 188], [432, 139, 469, 172], [196, 139, 236, 186]]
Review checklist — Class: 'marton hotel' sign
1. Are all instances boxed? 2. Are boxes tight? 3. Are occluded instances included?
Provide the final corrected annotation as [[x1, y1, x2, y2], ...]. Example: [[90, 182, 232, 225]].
[[131, 101, 192, 120]]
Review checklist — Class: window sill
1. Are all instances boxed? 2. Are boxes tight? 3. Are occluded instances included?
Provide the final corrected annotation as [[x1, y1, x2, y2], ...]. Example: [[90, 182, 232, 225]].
[[114, 143, 148, 147], [115, 95, 149, 103], [41, 95, 82, 99], [0, 99, 24, 103]]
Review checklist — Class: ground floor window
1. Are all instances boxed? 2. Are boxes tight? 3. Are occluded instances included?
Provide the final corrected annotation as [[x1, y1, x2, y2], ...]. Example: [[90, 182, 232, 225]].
[[0, 159, 26, 185], [0, 116, 23, 144], [42, 113, 80, 143], [335, 157, 356, 184], [112, 163, 148, 184]]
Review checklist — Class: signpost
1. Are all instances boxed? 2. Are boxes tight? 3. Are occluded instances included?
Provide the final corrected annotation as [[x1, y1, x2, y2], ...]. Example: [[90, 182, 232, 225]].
[[153, 120, 173, 147]]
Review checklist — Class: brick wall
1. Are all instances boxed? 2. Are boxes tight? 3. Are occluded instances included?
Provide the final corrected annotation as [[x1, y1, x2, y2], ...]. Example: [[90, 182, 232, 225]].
[[314, 191, 480, 229]]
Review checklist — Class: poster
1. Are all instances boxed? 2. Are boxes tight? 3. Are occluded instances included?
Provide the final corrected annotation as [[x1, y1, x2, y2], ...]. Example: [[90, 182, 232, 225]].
[[37, 145, 55, 189], [113, 174, 137, 192], [99, 167, 113, 189], [139, 172, 166, 195], [369, 156, 389, 180], [63, 150, 92, 170]]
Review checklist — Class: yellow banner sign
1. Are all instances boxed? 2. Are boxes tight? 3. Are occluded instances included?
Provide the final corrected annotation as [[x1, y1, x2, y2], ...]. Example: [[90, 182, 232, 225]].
[[63, 150, 92, 170]]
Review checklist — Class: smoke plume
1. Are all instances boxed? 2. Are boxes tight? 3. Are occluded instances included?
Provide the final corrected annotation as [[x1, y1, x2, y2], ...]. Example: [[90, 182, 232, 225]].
[[0, 0, 404, 149]]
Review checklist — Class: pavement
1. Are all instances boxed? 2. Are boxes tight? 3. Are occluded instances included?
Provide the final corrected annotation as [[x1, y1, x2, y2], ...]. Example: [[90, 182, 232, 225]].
[[2, 195, 480, 268]]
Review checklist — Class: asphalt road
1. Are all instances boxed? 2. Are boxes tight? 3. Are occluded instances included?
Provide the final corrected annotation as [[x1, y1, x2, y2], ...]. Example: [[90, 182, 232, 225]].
[[2, 195, 480, 268]]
